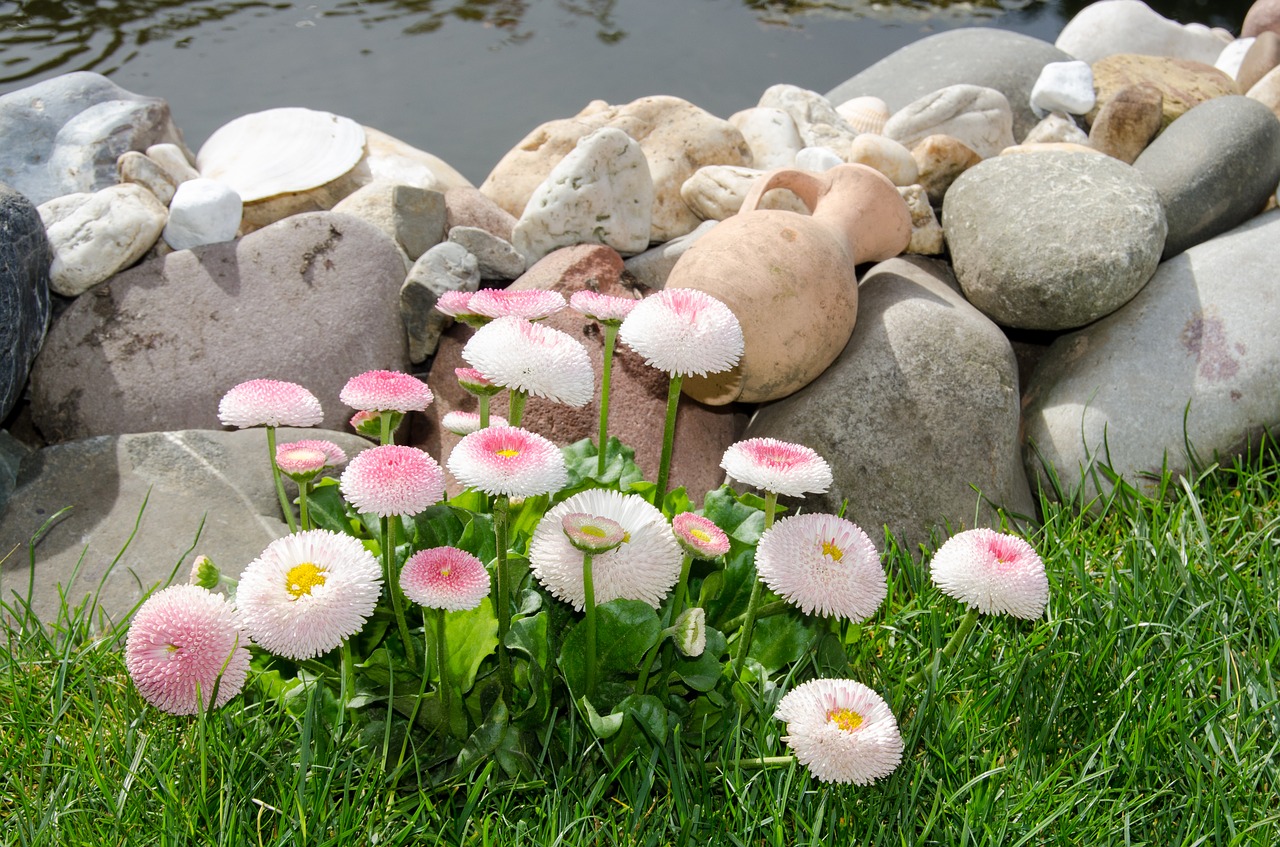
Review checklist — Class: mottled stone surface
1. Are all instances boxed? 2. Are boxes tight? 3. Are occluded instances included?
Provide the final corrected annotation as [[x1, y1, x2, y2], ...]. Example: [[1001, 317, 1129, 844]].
[[39, 183, 169, 296], [0, 184, 52, 422], [1089, 83, 1164, 163], [885, 85, 1016, 159], [1088, 53, 1239, 131]]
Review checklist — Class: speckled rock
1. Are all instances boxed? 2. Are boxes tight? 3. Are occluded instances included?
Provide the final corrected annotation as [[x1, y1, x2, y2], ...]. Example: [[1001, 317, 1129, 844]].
[[911, 135, 983, 206], [884, 85, 1016, 159], [1088, 53, 1239, 131], [449, 226, 526, 280], [1022, 112, 1090, 146], [899, 185, 944, 254], [1088, 83, 1164, 163], [757, 84, 859, 159], [445, 186, 517, 242], [0, 184, 53, 422], [728, 107, 803, 169], [400, 241, 481, 363]]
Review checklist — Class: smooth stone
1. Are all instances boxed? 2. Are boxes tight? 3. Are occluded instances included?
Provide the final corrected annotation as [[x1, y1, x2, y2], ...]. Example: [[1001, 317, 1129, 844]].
[[1055, 0, 1230, 65], [679, 166, 809, 221], [29, 212, 411, 440], [622, 220, 717, 292], [848, 135, 918, 186], [793, 146, 844, 172], [1244, 0, 1280, 38], [0, 72, 188, 207], [0, 430, 30, 512], [825, 28, 1072, 142], [0, 184, 53, 422], [1132, 95, 1280, 260], [1030, 60, 1096, 117], [741, 256, 1034, 552], [943, 150, 1166, 330], [510, 127, 653, 265], [898, 185, 944, 254], [1023, 209, 1280, 502], [162, 178, 243, 251], [837, 95, 892, 135], [757, 84, 859, 158], [728, 107, 803, 169], [117, 151, 179, 205], [363, 126, 472, 193], [418, 245, 743, 499], [1000, 142, 1101, 155], [481, 96, 750, 243], [885, 84, 1016, 159], [1088, 54, 1239, 131], [1217, 38, 1256, 82], [1022, 111, 1090, 145], [145, 143, 200, 182], [39, 184, 168, 297], [400, 241, 480, 363], [1246, 61, 1280, 119], [1088, 83, 1164, 163], [0, 429, 372, 625], [1239, 33, 1280, 92], [911, 135, 983, 206], [445, 185, 517, 242], [332, 182, 446, 264], [448, 226, 526, 280]]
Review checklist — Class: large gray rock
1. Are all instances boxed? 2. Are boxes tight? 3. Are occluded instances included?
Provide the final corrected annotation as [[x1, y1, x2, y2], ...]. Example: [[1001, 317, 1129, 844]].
[[0, 429, 371, 626], [825, 28, 1072, 142], [30, 212, 411, 441], [0, 72, 188, 206], [943, 150, 1166, 330], [0, 184, 52, 422], [1023, 210, 1280, 502], [741, 257, 1034, 552], [1132, 95, 1280, 260]]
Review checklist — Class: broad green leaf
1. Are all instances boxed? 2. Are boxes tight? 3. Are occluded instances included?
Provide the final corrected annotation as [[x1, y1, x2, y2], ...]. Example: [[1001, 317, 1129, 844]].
[[306, 478, 364, 536], [559, 599, 661, 695], [704, 546, 758, 627], [456, 699, 509, 775], [409, 504, 468, 550], [748, 612, 819, 674], [560, 437, 646, 494], [579, 695, 624, 739], [702, 485, 767, 545], [445, 598, 499, 692], [609, 694, 669, 750]]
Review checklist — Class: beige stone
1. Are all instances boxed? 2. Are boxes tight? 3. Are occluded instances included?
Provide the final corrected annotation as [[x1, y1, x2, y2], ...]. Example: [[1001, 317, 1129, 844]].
[[848, 134, 918, 186], [1089, 83, 1164, 163], [1248, 63, 1280, 120], [362, 127, 472, 192], [885, 85, 1016, 159], [1088, 53, 1239, 130], [728, 107, 803, 169], [39, 184, 168, 296], [679, 166, 809, 221], [898, 185, 944, 255], [1237, 31, 1280, 91], [117, 150, 179, 205], [910, 135, 983, 207]]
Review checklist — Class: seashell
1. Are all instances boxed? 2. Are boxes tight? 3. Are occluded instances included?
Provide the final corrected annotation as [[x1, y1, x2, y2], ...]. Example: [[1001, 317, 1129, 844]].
[[836, 96, 891, 135], [197, 107, 366, 202]]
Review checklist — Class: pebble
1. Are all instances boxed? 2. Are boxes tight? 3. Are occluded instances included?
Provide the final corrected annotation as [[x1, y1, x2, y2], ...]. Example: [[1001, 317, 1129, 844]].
[[163, 177, 243, 251], [679, 166, 808, 221], [848, 135, 918, 186], [444, 185, 517, 242], [884, 84, 1016, 159], [793, 146, 844, 172], [898, 185, 944, 254], [400, 241, 481, 363], [117, 151, 179, 205], [1243, 0, 1280, 38], [1238, 33, 1280, 91], [39, 183, 169, 296], [1088, 83, 1164, 163], [910, 135, 983, 206], [757, 84, 860, 158], [332, 183, 446, 264], [622, 220, 716, 291], [1022, 112, 1090, 145], [1030, 61, 1096, 117], [1217, 37, 1258, 83], [1089, 53, 1240, 131], [448, 225, 526, 280], [728, 107, 803, 169], [145, 143, 200, 182]]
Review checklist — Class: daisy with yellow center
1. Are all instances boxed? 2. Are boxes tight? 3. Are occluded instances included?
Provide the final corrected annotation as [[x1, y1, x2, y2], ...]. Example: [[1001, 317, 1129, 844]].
[[774, 678, 903, 785], [754, 513, 886, 622]]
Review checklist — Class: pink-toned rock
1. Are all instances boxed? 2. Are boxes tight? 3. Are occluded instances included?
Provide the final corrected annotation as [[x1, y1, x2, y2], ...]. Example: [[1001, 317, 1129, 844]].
[[445, 185, 517, 242], [1238, 31, 1280, 91], [1244, 0, 1280, 38], [413, 244, 745, 500]]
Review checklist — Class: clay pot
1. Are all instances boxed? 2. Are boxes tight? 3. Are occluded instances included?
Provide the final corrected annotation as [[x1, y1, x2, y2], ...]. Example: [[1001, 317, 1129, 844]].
[[667, 163, 911, 404]]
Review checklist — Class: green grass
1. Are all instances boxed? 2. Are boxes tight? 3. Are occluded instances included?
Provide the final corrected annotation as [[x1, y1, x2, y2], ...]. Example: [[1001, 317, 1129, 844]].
[[4, 448, 1280, 846]]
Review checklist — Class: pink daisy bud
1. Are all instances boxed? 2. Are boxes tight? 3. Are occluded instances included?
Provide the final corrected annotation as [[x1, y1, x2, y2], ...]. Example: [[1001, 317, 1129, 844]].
[[468, 288, 567, 321], [774, 678, 904, 785], [618, 288, 744, 377], [400, 546, 491, 612], [188, 555, 221, 590], [236, 529, 382, 660], [721, 437, 833, 498], [447, 426, 568, 499], [349, 410, 382, 438], [672, 607, 706, 658], [340, 370, 434, 414], [441, 410, 509, 436], [275, 444, 329, 479], [281, 438, 347, 468], [125, 584, 251, 715], [755, 513, 886, 623], [462, 316, 594, 407], [217, 378, 323, 428], [569, 290, 638, 324], [561, 512, 627, 554], [928, 528, 1049, 620], [672, 512, 730, 560], [455, 367, 503, 397], [339, 444, 445, 517]]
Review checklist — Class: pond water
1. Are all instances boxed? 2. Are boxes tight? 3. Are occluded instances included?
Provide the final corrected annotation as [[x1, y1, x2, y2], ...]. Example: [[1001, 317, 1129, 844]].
[[0, 0, 1256, 184]]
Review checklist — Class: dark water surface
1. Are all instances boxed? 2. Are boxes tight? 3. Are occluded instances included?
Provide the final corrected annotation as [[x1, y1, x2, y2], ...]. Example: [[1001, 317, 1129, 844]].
[[0, 1, 1256, 183]]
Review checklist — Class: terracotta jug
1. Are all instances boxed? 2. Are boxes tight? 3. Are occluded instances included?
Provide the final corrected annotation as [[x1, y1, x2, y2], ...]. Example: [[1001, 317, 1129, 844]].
[[668, 163, 911, 405]]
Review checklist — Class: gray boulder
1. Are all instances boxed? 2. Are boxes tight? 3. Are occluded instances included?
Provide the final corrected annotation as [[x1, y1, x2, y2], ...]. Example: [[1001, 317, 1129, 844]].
[[30, 212, 411, 441], [0, 184, 52, 422], [1132, 95, 1280, 260], [1023, 209, 1280, 502], [943, 150, 1166, 330], [741, 257, 1034, 552]]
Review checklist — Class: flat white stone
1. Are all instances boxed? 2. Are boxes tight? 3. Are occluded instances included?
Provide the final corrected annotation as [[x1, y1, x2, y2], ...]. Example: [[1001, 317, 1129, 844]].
[[1054, 0, 1231, 65], [146, 143, 200, 182], [163, 178, 243, 251], [728, 107, 802, 169], [758, 84, 859, 157], [795, 146, 844, 172], [39, 183, 168, 296], [1030, 60, 1096, 117], [885, 85, 1016, 160], [1216, 37, 1255, 80]]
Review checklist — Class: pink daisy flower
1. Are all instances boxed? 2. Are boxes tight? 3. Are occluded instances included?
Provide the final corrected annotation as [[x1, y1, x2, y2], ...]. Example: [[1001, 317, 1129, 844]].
[[236, 529, 382, 660], [400, 546, 491, 612], [775, 678, 904, 785], [561, 512, 627, 554], [339, 444, 445, 517], [455, 367, 503, 397], [721, 437, 833, 498], [529, 488, 682, 611], [928, 528, 1049, 619], [275, 444, 329, 478], [217, 378, 323, 428], [672, 512, 731, 560], [435, 290, 478, 318], [340, 370, 434, 413], [618, 288, 744, 377], [125, 584, 251, 715], [569, 290, 638, 324], [462, 316, 594, 407], [755, 513, 885, 622], [468, 288, 567, 321], [281, 438, 347, 468], [446, 426, 568, 498], [441, 410, 508, 436]]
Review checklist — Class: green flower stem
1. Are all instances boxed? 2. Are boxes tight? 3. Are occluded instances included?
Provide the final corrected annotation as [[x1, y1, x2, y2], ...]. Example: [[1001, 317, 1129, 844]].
[[721, 599, 791, 634], [493, 494, 514, 708], [339, 639, 354, 729], [266, 427, 297, 533], [731, 491, 778, 679], [479, 394, 490, 429], [507, 390, 528, 428], [672, 554, 693, 621], [380, 413, 393, 446], [382, 516, 415, 666], [433, 607, 461, 739], [654, 373, 684, 506], [583, 552, 597, 697], [596, 323, 620, 478], [907, 606, 981, 687], [704, 755, 796, 773], [297, 480, 311, 531]]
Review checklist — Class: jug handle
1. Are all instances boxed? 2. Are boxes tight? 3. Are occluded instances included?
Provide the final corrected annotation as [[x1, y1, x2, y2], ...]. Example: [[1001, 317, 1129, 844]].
[[739, 168, 826, 215]]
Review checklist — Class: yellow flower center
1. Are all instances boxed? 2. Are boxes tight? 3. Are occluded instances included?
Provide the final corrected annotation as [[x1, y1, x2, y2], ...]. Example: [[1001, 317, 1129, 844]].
[[691, 528, 712, 543], [827, 707, 863, 732], [495, 448, 520, 458], [581, 525, 609, 538], [286, 562, 327, 598], [820, 539, 844, 562]]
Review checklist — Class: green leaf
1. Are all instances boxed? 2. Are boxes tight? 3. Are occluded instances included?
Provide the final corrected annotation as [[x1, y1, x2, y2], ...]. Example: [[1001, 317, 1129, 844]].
[[446, 598, 499, 692], [560, 437, 647, 493], [670, 626, 728, 692], [507, 611, 551, 721], [748, 613, 819, 674], [558, 599, 662, 695], [307, 478, 364, 536], [579, 695, 624, 739], [456, 698, 510, 775], [702, 485, 768, 545], [704, 546, 757, 627], [409, 504, 469, 550], [610, 694, 669, 749]]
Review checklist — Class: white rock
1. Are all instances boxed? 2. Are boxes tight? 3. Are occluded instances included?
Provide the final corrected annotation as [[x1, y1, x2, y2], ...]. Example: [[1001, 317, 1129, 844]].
[[363, 127, 472, 192], [117, 151, 179, 205], [1023, 112, 1090, 146], [1030, 61, 1096, 117], [848, 135, 919, 186], [1216, 37, 1255, 80], [1054, 0, 1231, 65], [39, 184, 168, 296], [146, 143, 200, 182], [758, 84, 859, 157], [679, 166, 810, 221], [728, 107, 802, 169], [885, 85, 1016, 160], [795, 146, 844, 172], [162, 178, 243, 251], [511, 127, 653, 264]]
